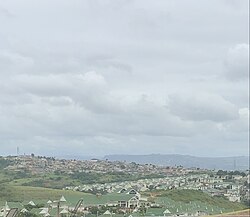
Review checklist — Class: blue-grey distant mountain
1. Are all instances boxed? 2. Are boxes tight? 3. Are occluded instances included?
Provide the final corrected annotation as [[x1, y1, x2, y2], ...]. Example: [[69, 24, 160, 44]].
[[104, 154, 249, 170], [56, 155, 102, 160]]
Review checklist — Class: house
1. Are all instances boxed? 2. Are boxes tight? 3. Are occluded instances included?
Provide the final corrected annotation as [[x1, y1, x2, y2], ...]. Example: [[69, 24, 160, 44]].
[[125, 189, 139, 195], [117, 195, 139, 209], [228, 195, 241, 202], [117, 188, 127, 194]]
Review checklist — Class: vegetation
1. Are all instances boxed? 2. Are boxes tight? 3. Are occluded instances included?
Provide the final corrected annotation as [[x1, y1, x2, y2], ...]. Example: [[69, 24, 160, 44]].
[[70, 171, 164, 185], [0, 157, 12, 169], [0, 185, 84, 203], [216, 170, 247, 177], [0, 168, 164, 190], [0, 158, 248, 215], [151, 189, 246, 210]]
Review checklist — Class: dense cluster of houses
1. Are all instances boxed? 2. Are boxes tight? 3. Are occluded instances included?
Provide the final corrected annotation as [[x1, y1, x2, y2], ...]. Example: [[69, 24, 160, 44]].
[[1, 196, 74, 217], [0, 190, 151, 217], [3, 155, 187, 176], [0, 190, 227, 217], [65, 172, 249, 203], [1, 185, 248, 217], [1, 155, 249, 216]]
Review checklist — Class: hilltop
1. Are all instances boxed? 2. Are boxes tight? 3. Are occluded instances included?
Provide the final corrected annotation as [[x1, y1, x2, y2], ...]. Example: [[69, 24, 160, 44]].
[[104, 154, 249, 170]]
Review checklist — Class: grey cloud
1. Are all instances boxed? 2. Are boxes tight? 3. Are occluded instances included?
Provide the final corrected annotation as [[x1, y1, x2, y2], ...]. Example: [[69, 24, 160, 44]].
[[0, 0, 248, 156], [86, 56, 133, 73], [168, 93, 239, 122], [0, 50, 34, 74], [218, 108, 249, 133], [0, 7, 14, 18], [7, 72, 120, 114], [224, 44, 249, 80]]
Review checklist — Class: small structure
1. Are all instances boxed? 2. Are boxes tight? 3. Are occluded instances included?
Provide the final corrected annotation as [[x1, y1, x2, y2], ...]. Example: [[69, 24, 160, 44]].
[[28, 201, 36, 206], [20, 208, 28, 213], [163, 209, 171, 216], [39, 208, 49, 215], [103, 210, 111, 215], [59, 196, 67, 203], [60, 208, 68, 214]]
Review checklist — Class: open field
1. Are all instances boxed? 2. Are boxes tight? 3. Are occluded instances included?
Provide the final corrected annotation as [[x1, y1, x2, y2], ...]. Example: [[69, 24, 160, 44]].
[[0, 168, 164, 190], [1, 185, 247, 216], [150, 189, 246, 210], [149, 190, 246, 215], [208, 209, 250, 217], [0, 185, 84, 206]]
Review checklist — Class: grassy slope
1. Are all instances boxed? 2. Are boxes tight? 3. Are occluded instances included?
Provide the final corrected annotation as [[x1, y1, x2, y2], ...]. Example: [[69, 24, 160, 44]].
[[0, 169, 164, 189], [1, 170, 82, 189], [0, 163, 247, 215], [144, 189, 247, 211], [206, 209, 250, 216], [0, 185, 247, 216], [0, 185, 85, 205], [0, 185, 140, 206]]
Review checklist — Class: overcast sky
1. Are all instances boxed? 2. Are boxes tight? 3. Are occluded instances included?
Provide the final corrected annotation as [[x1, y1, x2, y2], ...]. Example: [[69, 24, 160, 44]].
[[0, 0, 249, 157]]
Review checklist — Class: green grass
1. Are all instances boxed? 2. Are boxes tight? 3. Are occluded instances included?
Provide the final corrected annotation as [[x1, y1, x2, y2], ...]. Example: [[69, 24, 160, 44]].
[[0, 169, 82, 189], [149, 189, 247, 214], [0, 186, 247, 216], [0, 165, 247, 216], [0, 185, 132, 206], [0, 185, 86, 205], [0, 168, 164, 190], [157, 190, 238, 205]]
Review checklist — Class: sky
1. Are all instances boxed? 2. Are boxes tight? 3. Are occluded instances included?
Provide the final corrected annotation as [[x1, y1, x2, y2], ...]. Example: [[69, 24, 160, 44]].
[[0, 0, 249, 157]]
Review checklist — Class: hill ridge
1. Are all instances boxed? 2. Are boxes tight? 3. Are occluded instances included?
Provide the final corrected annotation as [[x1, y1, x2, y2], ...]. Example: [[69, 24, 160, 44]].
[[104, 154, 249, 170]]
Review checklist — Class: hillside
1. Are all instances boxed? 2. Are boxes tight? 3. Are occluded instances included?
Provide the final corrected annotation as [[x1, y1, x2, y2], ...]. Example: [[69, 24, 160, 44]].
[[1, 186, 247, 215], [104, 154, 249, 170]]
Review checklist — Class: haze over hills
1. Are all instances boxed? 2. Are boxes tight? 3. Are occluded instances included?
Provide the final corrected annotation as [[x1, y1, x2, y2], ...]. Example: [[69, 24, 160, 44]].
[[104, 154, 249, 171], [55, 154, 249, 170]]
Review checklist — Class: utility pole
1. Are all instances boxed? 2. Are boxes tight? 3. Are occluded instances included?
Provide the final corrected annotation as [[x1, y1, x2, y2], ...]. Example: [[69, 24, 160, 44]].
[[17, 146, 19, 156], [57, 201, 60, 217]]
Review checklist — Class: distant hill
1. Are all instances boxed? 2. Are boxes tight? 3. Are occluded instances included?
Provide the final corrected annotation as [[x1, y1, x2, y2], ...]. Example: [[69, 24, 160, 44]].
[[55, 155, 102, 160], [104, 154, 249, 170]]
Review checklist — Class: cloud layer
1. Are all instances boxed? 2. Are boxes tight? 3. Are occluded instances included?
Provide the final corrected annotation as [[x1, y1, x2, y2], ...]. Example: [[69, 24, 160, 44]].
[[0, 0, 249, 157]]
